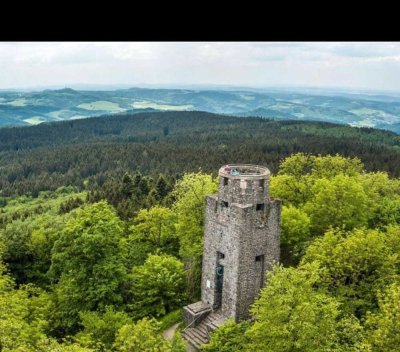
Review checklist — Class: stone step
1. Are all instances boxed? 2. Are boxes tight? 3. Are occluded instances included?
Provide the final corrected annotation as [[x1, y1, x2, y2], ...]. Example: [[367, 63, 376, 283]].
[[182, 310, 225, 349], [183, 328, 208, 349], [204, 313, 220, 323], [196, 324, 208, 336], [207, 320, 220, 330], [190, 324, 209, 340]]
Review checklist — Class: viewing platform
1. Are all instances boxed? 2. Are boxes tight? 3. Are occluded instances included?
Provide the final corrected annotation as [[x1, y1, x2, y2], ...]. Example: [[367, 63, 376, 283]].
[[218, 164, 270, 179]]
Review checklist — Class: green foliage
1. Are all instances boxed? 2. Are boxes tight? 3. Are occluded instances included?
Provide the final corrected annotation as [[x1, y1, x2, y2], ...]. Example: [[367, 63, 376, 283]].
[[0, 263, 50, 351], [2, 112, 400, 199], [301, 227, 399, 317], [278, 152, 315, 178], [363, 283, 400, 351], [0, 190, 84, 286], [0, 197, 7, 207], [272, 153, 364, 205], [113, 317, 172, 352], [158, 309, 182, 331], [271, 153, 400, 264], [280, 205, 311, 265], [0, 250, 93, 352], [87, 172, 174, 220], [270, 173, 312, 206], [125, 240, 156, 268], [50, 201, 127, 333], [59, 197, 85, 214], [129, 206, 178, 258], [247, 263, 363, 352], [129, 254, 186, 319], [121, 173, 135, 198], [39, 341, 95, 352], [173, 172, 218, 258], [75, 306, 132, 351], [156, 175, 172, 200], [361, 172, 400, 229], [202, 319, 251, 351], [0, 217, 34, 283], [1, 148, 400, 351], [310, 154, 364, 179], [173, 172, 218, 300], [0, 208, 76, 287], [370, 196, 400, 228], [170, 331, 186, 352], [304, 174, 370, 234], [272, 153, 364, 202]]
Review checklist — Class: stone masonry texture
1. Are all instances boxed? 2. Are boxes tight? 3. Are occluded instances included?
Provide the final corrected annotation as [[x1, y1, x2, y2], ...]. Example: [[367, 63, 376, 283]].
[[200, 165, 281, 322]]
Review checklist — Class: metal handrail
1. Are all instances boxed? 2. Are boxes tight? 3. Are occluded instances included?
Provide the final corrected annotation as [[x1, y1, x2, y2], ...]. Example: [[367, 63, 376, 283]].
[[218, 164, 270, 177], [182, 312, 208, 332]]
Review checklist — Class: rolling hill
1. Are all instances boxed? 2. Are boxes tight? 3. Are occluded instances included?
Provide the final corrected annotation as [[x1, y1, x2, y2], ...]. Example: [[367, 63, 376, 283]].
[[1, 87, 400, 132]]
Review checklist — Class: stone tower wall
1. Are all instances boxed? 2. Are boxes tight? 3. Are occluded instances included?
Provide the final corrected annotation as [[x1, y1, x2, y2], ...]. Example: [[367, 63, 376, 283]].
[[201, 165, 281, 322]]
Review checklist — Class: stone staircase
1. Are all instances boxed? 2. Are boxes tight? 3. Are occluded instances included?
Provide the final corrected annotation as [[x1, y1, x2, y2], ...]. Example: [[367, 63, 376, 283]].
[[182, 311, 225, 350]]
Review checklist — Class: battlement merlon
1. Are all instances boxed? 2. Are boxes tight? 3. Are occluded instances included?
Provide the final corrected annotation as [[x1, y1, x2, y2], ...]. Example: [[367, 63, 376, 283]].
[[217, 165, 271, 206]]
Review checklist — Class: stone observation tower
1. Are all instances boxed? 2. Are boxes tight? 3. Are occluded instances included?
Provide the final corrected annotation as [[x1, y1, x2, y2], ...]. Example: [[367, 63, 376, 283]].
[[182, 164, 281, 350]]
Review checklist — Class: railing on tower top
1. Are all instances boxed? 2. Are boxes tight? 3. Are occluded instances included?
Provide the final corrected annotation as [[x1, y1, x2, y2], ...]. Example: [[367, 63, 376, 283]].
[[219, 164, 270, 177]]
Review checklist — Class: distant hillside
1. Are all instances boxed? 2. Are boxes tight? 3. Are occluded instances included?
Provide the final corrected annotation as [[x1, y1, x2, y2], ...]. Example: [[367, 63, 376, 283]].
[[1, 87, 400, 131], [1, 111, 399, 197], [377, 122, 400, 134]]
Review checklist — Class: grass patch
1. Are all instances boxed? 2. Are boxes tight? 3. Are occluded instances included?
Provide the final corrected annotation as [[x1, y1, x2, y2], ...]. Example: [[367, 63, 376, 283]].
[[77, 101, 125, 112], [70, 115, 89, 120], [48, 109, 74, 120], [23, 116, 45, 125], [132, 100, 193, 111], [6, 98, 28, 106], [158, 309, 183, 331], [1, 187, 85, 215]]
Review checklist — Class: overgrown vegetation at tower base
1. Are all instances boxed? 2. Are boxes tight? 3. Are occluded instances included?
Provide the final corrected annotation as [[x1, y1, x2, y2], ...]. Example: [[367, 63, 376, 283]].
[[1, 154, 400, 351]]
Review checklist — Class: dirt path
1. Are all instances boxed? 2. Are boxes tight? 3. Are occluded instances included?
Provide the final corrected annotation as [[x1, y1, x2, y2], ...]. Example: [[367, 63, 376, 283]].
[[163, 322, 180, 340]]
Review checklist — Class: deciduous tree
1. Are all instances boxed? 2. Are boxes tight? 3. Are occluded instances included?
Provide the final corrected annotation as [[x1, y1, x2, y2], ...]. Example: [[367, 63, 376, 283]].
[[129, 254, 186, 319]]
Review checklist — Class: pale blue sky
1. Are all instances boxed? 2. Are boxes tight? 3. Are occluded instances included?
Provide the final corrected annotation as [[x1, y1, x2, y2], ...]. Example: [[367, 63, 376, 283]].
[[1, 42, 400, 91]]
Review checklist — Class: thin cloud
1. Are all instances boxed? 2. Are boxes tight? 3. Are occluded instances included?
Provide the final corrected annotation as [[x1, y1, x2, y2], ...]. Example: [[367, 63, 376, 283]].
[[0, 42, 399, 91]]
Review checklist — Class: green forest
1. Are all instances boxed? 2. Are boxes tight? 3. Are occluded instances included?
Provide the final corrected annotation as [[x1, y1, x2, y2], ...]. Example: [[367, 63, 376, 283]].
[[1, 111, 400, 351], [1, 111, 400, 199]]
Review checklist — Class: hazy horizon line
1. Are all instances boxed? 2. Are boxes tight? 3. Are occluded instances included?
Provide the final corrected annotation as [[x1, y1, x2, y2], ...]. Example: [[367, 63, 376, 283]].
[[2, 83, 400, 96]]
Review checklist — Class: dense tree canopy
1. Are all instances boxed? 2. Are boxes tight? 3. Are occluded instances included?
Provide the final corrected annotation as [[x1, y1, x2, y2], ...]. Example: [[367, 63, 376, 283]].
[[173, 172, 218, 300], [50, 201, 127, 333], [204, 154, 400, 351], [246, 263, 363, 352], [128, 254, 186, 319], [1, 112, 400, 199], [364, 283, 400, 351], [129, 206, 178, 257], [302, 227, 400, 317], [113, 318, 173, 352], [1, 147, 400, 351]]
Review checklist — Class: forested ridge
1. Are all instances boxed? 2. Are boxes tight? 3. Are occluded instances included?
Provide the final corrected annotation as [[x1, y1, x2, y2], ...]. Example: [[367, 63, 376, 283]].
[[0, 111, 400, 198], [1, 111, 400, 351]]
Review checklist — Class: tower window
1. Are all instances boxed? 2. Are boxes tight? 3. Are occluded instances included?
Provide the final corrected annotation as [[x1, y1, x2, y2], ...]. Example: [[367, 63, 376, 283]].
[[255, 255, 264, 262], [217, 251, 225, 260], [223, 177, 228, 186], [221, 200, 228, 208], [259, 179, 265, 190], [256, 203, 265, 211]]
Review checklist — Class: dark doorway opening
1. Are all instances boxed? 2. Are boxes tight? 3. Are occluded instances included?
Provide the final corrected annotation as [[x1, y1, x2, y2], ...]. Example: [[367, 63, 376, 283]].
[[214, 264, 224, 309]]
